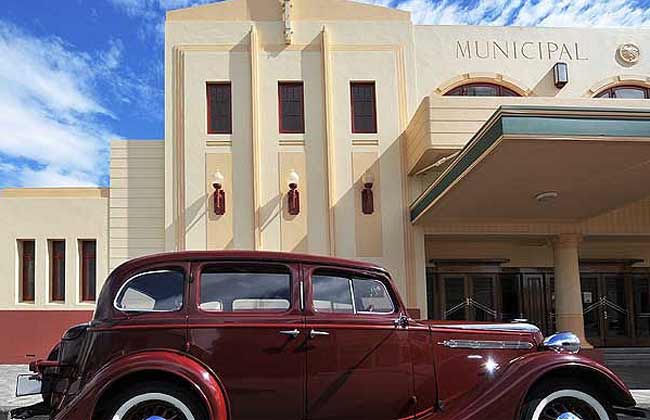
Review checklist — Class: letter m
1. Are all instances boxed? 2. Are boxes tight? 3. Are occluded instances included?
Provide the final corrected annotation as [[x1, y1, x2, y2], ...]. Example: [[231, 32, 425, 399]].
[[456, 41, 471, 59]]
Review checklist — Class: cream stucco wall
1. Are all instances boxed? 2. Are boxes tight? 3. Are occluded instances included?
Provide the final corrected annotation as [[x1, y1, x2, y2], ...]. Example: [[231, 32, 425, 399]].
[[0, 189, 109, 310]]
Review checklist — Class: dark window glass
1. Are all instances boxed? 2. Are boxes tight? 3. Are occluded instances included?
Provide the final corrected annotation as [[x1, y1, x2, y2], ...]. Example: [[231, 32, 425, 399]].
[[352, 277, 394, 313], [80, 240, 96, 302], [116, 270, 185, 312], [351, 82, 377, 133], [445, 83, 520, 97], [596, 85, 649, 99], [200, 269, 291, 312], [50, 240, 65, 302], [20, 240, 35, 302], [313, 274, 354, 313], [207, 83, 232, 134], [278, 82, 305, 133]]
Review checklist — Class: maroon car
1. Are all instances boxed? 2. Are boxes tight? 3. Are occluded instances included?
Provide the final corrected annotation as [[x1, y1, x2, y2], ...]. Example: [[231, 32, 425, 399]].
[[12, 251, 649, 420]]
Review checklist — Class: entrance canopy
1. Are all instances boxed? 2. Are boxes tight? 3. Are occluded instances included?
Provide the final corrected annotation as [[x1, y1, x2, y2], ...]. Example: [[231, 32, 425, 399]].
[[410, 105, 650, 224]]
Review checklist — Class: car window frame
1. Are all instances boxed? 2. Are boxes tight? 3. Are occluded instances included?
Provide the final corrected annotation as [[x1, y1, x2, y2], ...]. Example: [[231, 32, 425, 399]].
[[194, 261, 299, 316], [306, 266, 398, 318], [113, 269, 187, 314]]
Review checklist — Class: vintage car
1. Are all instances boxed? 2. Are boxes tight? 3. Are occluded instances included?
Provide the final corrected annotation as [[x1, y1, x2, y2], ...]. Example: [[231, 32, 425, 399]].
[[11, 251, 650, 420]]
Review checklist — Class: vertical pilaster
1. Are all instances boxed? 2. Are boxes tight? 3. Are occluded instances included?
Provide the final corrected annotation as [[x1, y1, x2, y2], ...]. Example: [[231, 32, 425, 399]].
[[250, 26, 262, 249], [321, 27, 336, 255], [553, 233, 591, 348]]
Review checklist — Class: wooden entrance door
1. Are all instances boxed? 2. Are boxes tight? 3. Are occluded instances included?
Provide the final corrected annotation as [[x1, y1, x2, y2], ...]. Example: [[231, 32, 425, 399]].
[[581, 273, 633, 347], [521, 273, 555, 336], [437, 273, 498, 321], [632, 274, 650, 345]]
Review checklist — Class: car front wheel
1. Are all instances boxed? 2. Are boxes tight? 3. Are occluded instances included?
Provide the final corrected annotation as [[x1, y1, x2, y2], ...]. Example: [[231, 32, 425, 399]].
[[521, 382, 614, 420], [98, 381, 207, 420]]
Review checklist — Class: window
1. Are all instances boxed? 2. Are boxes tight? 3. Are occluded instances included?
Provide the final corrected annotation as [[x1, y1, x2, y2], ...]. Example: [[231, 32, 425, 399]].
[[115, 270, 185, 312], [278, 82, 305, 133], [19, 240, 35, 302], [444, 83, 519, 97], [351, 82, 377, 133], [50, 240, 65, 302], [207, 82, 232, 134], [312, 273, 394, 314], [80, 240, 96, 302], [200, 269, 291, 312], [595, 85, 649, 99]]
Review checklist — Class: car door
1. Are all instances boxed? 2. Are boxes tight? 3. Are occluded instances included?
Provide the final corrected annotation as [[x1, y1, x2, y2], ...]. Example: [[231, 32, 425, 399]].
[[304, 265, 413, 420], [187, 261, 305, 420]]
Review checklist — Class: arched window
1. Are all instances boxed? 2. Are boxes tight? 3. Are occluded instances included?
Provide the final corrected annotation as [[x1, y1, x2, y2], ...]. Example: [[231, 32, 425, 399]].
[[444, 83, 520, 97], [595, 85, 650, 99]]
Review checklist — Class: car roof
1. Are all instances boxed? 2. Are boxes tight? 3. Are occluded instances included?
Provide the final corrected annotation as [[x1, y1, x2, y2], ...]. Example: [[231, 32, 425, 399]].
[[114, 250, 388, 275]]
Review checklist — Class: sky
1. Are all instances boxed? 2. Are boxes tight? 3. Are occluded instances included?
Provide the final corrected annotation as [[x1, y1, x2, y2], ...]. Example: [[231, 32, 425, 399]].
[[1, 0, 649, 188]]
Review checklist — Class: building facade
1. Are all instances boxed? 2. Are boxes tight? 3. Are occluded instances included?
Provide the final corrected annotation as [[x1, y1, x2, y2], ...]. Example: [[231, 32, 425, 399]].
[[2, 0, 650, 362]]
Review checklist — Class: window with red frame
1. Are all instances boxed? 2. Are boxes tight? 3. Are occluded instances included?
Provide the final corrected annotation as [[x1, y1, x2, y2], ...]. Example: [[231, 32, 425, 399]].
[[19, 240, 35, 302], [50, 240, 65, 302], [80, 240, 96, 302], [207, 82, 232, 134], [595, 85, 650, 99], [351, 82, 377, 134], [278, 82, 305, 133], [444, 83, 520, 97]]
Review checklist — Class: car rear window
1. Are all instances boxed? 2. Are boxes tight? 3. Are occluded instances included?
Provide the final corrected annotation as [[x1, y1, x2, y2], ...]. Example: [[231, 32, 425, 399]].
[[115, 270, 185, 312], [200, 268, 291, 312]]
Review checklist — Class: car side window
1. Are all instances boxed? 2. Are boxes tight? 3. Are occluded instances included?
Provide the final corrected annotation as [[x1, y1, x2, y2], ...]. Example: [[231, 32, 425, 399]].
[[352, 278, 394, 314], [200, 269, 291, 312], [115, 270, 185, 312], [313, 274, 354, 313], [312, 272, 395, 314]]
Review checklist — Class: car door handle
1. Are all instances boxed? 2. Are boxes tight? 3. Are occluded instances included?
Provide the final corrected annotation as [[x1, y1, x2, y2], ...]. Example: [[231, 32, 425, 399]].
[[309, 329, 330, 339], [279, 329, 301, 339]]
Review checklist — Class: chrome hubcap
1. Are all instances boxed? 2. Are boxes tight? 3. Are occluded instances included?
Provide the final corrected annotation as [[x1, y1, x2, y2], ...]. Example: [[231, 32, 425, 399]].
[[557, 413, 582, 420], [123, 401, 186, 420]]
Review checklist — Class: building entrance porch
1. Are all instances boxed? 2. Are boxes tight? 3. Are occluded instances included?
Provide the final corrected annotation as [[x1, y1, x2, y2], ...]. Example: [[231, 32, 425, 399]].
[[426, 261, 650, 347]]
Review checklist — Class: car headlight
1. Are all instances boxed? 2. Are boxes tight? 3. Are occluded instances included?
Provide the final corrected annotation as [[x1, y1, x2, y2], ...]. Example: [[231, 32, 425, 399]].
[[542, 332, 581, 354]]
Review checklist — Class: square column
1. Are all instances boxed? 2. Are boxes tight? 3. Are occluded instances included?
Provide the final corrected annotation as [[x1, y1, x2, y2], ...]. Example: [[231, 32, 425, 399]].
[[553, 234, 592, 348]]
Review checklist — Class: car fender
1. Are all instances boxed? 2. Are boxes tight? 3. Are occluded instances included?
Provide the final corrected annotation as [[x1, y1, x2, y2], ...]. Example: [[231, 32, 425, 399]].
[[424, 351, 633, 420], [53, 350, 229, 420]]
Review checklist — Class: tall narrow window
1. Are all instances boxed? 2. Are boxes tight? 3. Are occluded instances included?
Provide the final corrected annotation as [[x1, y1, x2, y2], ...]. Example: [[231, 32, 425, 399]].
[[50, 240, 65, 302], [207, 82, 232, 134], [278, 82, 305, 133], [351, 82, 377, 133], [80, 240, 96, 302], [19, 240, 35, 302]]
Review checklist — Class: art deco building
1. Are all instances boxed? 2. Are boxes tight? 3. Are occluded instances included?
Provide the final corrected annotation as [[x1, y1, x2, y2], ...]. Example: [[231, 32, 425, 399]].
[[2, 0, 650, 362]]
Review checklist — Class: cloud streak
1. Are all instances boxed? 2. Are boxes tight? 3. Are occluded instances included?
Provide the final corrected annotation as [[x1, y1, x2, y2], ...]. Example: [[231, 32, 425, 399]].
[[359, 0, 650, 26], [0, 22, 144, 187]]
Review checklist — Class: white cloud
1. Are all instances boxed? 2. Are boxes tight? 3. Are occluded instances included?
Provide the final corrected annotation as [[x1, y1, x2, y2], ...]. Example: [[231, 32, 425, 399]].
[[0, 22, 117, 187], [358, 0, 650, 26]]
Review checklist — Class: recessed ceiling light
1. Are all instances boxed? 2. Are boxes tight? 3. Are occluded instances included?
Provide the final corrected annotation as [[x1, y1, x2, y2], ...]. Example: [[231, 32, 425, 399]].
[[535, 191, 559, 203]]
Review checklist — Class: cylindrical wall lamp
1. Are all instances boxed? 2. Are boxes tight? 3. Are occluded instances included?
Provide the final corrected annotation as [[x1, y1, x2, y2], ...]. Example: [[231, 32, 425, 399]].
[[287, 170, 300, 216], [212, 170, 226, 215], [553, 62, 568, 88], [361, 173, 375, 215]]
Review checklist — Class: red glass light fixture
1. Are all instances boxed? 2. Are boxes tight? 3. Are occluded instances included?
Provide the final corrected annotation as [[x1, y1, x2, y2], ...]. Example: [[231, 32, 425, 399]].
[[287, 170, 300, 216], [212, 171, 226, 215], [361, 173, 375, 215]]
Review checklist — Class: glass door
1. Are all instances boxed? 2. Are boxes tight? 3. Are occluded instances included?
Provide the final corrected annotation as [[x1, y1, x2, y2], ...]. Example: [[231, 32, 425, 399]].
[[633, 275, 650, 345], [438, 274, 497, 321], [581, 273, 633, 347]]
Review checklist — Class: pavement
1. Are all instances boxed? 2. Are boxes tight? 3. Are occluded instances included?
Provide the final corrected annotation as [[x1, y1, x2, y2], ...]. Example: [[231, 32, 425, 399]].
[[0, 365, 648, 420]]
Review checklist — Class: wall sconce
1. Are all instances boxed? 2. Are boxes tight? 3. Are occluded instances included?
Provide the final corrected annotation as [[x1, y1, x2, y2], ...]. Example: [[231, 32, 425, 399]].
[[212, 171, 226, 216], [361, 173, 375, 215], [553, 62, 568, 88], [287, 170, 300, 216]]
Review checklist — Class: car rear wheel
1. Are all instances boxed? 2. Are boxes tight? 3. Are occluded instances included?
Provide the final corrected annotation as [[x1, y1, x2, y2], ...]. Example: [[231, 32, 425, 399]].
[[521, 381, 615, 420], [98, 381, 208, 420]]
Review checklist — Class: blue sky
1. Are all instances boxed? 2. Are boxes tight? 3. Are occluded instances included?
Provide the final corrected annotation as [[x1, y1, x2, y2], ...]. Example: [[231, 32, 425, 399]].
[[1, 0, 649, 188]]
